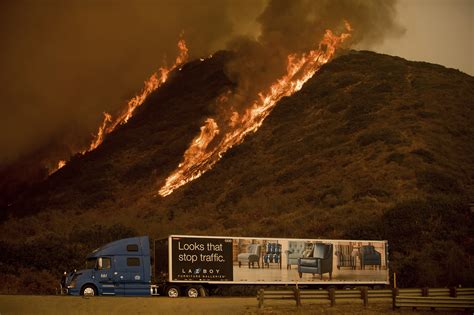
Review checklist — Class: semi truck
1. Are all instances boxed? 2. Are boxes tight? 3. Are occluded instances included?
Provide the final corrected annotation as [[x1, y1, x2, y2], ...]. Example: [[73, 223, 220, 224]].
[[65, 235, 389, 297]]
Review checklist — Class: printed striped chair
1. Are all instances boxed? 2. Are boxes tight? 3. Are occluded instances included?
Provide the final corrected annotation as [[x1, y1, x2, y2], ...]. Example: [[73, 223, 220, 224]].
[[335, 244, 356, 270]]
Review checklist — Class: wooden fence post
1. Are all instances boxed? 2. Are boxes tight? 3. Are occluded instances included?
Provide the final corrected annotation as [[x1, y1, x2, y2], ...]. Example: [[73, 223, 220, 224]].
[[258, 289, 264, 309], [422, 287, 429, 297], [392, 287, 399, 310], [450, 286, 457, 298], [294, 287, 301, 307], [361, 287, 368, 307], [329, 288, 336, 307]]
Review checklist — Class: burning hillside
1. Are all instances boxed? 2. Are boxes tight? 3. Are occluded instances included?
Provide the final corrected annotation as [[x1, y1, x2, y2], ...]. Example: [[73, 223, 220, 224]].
[[1, 50, 473, 293], [159, 25, 351, 196], [1, 0, 473, 296]]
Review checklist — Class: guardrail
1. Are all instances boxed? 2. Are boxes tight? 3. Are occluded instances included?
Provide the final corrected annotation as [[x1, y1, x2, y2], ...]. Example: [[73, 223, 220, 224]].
[[394, 296, 474, 311], [256, 287, 474, 309], [257, 288, 299, 308]]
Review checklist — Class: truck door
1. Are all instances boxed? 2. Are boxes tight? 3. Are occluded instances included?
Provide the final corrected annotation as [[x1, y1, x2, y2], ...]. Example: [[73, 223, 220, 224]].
[[96, 257, 122, 295], [115, 256, 147, 296]]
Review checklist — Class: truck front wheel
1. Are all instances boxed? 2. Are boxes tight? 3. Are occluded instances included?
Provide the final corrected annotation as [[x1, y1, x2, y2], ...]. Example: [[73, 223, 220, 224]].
[[81, 284, 97, 296], [166, 285, 180, 298]]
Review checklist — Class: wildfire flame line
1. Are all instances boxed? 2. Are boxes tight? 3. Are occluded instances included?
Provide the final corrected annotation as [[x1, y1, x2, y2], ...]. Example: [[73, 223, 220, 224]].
[[158, 24, 351, 197], [84, 38, 188, 153], [49, 38, 188, 175]]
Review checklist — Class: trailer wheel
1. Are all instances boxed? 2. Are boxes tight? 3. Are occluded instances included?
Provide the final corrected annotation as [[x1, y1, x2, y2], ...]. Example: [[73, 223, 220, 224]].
[[166, 285, 180, 298], [186, 286, 200, 298], [80, 284, 97, 296]]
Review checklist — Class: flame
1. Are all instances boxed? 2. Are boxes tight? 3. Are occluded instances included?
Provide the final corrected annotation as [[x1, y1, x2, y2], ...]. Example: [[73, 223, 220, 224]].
[[159, 24, 351, 197], [160, 118, 219, 192], [48, 159, 66, 175], [84, 38, 188, 154], [48, 37, 188, 175]]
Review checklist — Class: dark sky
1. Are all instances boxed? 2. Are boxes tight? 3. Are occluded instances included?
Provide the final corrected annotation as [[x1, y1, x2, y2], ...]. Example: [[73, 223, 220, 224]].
[[0, 0, 265, 165], [0, 0, 471, 166]]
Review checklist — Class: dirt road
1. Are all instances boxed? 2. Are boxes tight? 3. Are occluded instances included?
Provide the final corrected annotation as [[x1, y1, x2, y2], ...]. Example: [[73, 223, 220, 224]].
[[0, 295, 466, 314]]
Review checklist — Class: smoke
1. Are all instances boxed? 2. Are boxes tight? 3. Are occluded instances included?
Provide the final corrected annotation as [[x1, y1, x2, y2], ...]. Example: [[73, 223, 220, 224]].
[[194, 0, 404, 149], [0, 0, 265, 165], [223, 0, 404, 116], [157, 0, 404, 196], [0, 0, 402, 168]]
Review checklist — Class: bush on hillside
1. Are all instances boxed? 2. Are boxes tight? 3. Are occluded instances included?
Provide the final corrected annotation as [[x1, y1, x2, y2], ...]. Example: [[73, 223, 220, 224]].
[[382, 197, 473, 287], [416, 170, 462, 194], [411, 148, 435, 163], [357, 129, 402, 146]]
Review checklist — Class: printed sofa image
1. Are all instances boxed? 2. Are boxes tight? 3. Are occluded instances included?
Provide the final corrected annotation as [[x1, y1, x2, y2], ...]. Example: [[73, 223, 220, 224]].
[[297, 243, 333, 280]]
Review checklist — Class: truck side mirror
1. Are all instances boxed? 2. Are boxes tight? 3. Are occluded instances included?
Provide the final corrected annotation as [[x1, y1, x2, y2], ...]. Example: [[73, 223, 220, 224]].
[[97, 257, 103, 270]]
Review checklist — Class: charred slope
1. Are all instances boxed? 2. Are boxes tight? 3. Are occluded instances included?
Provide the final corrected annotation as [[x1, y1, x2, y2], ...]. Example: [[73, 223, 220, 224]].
[[1, 51, 473, 289], [2, 51, 233, 219]]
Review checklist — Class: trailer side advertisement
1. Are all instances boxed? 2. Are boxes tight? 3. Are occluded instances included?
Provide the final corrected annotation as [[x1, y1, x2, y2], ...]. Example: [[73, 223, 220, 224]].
[[171, 237, 233, 281], [170, 236, 389, 284]]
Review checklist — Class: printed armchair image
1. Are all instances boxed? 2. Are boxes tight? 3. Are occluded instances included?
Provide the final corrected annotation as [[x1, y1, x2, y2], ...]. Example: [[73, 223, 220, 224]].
[[238, 244, 261, 268], [297, 243, 333, 280], [359, 245, 381, 270]]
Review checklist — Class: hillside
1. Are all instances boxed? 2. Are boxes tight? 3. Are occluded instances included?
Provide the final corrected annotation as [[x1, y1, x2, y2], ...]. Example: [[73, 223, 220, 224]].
[[1, 50, 473, 292]]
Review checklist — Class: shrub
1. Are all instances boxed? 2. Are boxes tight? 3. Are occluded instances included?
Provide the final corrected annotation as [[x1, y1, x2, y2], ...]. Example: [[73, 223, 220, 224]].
[[385, 152, 405, 164], [381, 197, 473, 287], [411, 149, 435, 163], [416, 170, 462, 194], [357, 129, 402, 146]]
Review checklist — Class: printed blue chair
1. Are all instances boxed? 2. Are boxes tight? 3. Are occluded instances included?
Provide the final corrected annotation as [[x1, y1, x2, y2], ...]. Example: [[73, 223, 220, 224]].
[[297, 243, 333, 280], [263, 243, 282, 268], [359, 245, 381, 270]]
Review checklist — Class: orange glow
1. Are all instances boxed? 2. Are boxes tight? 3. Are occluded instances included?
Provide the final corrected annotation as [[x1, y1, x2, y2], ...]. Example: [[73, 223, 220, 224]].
[[48, 159, 66, 175], [159, 23, 351, 197], [48, 37, 188, 175]]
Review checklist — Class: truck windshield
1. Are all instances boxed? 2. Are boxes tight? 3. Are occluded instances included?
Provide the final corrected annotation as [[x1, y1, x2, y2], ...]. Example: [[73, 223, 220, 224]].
[[85, 258, 97, 269]]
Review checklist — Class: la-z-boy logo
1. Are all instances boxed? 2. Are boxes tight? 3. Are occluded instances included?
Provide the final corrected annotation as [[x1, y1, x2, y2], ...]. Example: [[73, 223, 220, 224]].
[[181, 268, 220, 275]]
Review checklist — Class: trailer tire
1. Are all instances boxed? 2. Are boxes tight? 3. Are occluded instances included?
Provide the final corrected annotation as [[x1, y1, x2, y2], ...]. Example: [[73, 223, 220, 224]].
[[186, 286, 200, 298], [166, 285, 181, 298], [80, 284, 97, 296]]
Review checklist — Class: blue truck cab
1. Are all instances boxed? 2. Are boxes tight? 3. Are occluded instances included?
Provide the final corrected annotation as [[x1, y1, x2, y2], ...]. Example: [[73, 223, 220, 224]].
[[66, 236, 152, 296]]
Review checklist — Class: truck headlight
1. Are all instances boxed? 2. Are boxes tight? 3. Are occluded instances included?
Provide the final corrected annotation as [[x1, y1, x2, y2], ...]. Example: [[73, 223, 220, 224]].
[[68, 274, 79, 288]]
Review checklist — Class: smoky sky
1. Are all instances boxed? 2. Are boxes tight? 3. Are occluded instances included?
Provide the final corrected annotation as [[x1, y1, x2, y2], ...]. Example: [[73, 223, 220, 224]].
[[1, 0, 406, 167], [215, 0, 403, 136], [0, 0, 265, 165]]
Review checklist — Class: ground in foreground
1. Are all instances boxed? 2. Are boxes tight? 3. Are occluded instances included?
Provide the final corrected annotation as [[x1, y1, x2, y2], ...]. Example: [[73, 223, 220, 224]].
[[0, 295, 469, 315]]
